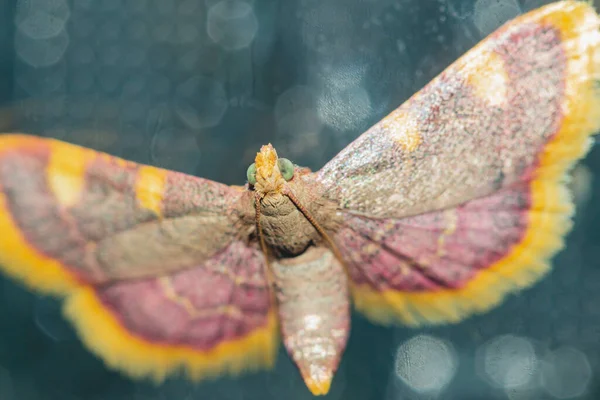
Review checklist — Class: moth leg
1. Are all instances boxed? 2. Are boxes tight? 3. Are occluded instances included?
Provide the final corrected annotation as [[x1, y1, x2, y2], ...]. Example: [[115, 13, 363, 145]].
[[254, 191, 270, 266], [282, 186, 347, 272], [254, 191, 279, 312]]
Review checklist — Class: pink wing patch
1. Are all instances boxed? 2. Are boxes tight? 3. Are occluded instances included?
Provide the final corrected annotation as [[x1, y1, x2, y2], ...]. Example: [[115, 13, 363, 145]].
[[65, 240, 278, 382], [336, 181, 568, 326], [99, 242, 270, 349]]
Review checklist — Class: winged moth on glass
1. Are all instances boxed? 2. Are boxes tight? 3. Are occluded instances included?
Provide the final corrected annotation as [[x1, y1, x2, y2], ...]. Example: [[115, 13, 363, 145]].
[[0, 1, 599, 396]]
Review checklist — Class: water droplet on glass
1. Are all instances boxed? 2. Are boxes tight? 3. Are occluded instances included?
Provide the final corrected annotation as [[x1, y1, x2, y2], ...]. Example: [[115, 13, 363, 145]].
[[317, 86, 372, 133], [15, 0, 70, 40], [505, 384, 543, 400], [174, 76, 228, 129], [207, 0, 258, 51], [315, 61, 368, 91], [447, 0, 474, 19], [473, 0, 521, 36], [478, 335, 537, 389], [15, 27, 69, 67], [394, 334, 458, 394], [541, 347, 591, 399], [299, 3, 352, 54], [274, 85, 322, 139]]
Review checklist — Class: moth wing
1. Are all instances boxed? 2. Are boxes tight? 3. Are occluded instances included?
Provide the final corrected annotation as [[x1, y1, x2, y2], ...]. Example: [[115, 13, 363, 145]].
[[66, 240, 277, 383], [335, 182, 563, 326], [0, 134, 248, 290], [316, 2, 600, 220], [0, 134, 277, 381], [321, 2, 600, 325]]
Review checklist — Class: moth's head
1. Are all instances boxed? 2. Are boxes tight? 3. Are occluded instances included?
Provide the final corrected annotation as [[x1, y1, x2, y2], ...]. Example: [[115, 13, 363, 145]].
[[247, 144, 294, 196]]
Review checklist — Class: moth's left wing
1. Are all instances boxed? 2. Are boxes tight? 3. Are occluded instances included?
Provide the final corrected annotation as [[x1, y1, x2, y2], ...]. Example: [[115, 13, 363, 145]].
[[316, 2, 600, 325], [0, 134, 248, 289], [65, 241, 277, 383], [0, 134, 278, 382]]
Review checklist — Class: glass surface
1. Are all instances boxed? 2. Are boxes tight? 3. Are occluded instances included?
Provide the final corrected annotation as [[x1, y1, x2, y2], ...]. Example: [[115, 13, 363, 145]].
[[0, 0, 599, 399]]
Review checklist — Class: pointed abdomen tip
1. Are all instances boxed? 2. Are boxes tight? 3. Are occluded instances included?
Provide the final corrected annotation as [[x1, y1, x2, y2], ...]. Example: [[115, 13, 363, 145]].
[[302, 366, 333, 396]]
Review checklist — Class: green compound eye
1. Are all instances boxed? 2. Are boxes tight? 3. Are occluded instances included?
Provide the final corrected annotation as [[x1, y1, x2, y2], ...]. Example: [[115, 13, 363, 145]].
[[246, 163, 257, 185], [278, 158, 294, 181]]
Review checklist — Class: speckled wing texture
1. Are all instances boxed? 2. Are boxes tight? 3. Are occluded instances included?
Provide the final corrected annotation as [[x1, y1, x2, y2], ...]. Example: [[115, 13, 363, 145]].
[[317, 1, 600, 326], [0, 135, 277, 383]]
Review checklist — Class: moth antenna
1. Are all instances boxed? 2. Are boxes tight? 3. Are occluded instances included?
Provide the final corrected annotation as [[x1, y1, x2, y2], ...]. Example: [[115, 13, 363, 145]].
[[282, 187, 347, 270], [254, 192, 269, 258]]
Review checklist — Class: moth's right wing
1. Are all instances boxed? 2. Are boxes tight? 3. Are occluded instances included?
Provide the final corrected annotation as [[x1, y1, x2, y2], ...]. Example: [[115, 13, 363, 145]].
[[0, 134, 277, 383], [317, 1, 600, 220], [315, 2, 600, 326]]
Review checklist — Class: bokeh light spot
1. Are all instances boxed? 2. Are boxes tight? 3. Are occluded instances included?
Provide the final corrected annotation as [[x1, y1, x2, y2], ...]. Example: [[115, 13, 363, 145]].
[[207, 0, 258, 51], [541, 347, 591, 399], [15, 0, 70, 40], [394, 334, 458, 394], [317, 86, 372, 133], [477, 335, 537, 389], [473, 0, 522, 36], [15, 27, 70, 67], [275, 85, 323, 139], [174, 76, 228, 129]]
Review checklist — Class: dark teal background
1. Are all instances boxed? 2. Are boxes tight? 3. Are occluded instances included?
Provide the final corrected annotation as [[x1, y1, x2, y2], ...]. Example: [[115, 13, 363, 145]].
[[0, 0, 599, 399]]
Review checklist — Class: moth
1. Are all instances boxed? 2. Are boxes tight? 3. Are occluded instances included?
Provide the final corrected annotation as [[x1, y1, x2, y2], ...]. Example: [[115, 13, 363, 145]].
[[0, 1, 599, 396]]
